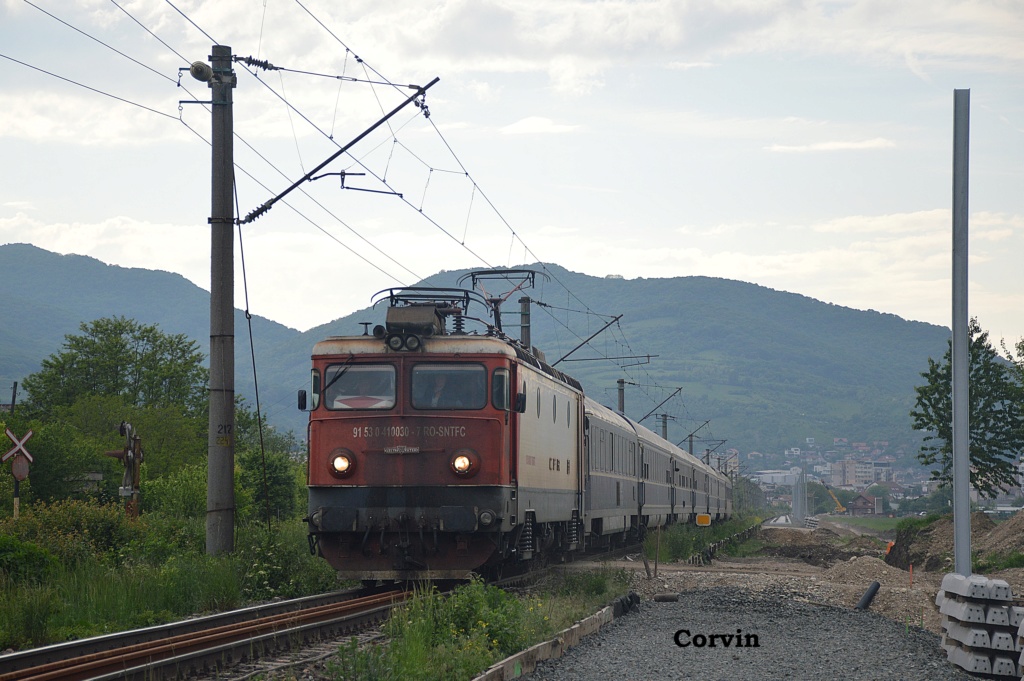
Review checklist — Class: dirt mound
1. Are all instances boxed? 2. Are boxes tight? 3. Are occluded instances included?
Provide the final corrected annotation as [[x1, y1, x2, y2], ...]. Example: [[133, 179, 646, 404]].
[[759, 525, 892, 568], [824, 556, 915, 587], [886, 512, 996, 572], [811, 527, 840, 542], [761, 527, 821, 547], [844, 535, 887, 552], [758, 543, 850, 567], [976, 510, 1024, 556]]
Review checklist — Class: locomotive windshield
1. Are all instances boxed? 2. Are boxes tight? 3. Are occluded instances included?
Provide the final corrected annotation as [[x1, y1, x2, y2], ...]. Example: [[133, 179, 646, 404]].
[[325, 364, 396, 410], [412, 364, 487, 410]]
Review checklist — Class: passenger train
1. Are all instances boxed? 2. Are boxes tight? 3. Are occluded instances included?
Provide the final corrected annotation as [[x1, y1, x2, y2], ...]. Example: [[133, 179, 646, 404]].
[[300, 278, 732, 580]]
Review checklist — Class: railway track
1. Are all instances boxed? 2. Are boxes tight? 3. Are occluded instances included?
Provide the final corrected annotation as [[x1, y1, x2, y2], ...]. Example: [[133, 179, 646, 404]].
[[0, 541, 689, 681], [0, 588, 406, 681]]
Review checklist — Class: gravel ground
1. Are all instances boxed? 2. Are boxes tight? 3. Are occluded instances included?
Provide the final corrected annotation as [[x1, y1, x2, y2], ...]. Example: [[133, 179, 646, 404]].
[[523, 584, 974, 681]]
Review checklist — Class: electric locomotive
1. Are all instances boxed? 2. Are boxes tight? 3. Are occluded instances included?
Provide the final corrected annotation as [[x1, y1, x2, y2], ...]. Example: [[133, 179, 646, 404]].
[[301, 285, 585, 580], [300, 274, 733, 582]]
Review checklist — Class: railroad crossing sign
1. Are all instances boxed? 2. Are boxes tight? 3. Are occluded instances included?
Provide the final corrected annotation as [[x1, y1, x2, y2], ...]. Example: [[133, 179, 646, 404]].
[[3, 428, 33, 461], [4, 428, 33, 481]]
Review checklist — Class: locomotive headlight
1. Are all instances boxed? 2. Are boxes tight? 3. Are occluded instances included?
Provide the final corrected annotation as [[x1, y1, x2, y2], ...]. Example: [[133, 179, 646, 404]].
[[450, 448, 479, 476], [329, 448, 356, 477], [479, 509, 496, 526], [404, 334, 421, 351], [386, 333, 405, 351]]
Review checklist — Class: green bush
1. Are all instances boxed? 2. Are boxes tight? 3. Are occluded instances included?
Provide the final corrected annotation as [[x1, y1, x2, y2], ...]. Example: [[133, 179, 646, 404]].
[[0, 499, 143, 566], [234, 522, 338, 601], [143, 464, 206, 518], [975, 551, 1024, 573], [0, 535, 59, 584]]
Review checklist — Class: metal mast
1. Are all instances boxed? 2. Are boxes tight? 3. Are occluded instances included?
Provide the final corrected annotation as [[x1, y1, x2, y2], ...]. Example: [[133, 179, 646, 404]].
[[951, 89, 971, 576]]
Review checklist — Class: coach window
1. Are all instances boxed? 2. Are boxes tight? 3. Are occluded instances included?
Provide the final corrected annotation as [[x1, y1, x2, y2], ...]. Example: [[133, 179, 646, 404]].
[[491, 368, 510, 410], [412, 364, 487, 410], [325, 365, 395, 410]]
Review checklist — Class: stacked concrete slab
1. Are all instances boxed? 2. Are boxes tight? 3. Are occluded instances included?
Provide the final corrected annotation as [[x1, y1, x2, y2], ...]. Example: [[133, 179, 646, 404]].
[[937, 573, 1024, 677]]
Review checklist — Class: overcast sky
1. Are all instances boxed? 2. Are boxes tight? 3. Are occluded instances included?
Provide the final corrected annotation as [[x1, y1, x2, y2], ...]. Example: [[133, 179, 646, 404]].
[[2, 1, 1022, 349]]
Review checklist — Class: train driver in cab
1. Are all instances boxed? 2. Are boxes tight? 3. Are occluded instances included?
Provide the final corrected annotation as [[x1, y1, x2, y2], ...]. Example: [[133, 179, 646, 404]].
[[332, 369, 394, 409]]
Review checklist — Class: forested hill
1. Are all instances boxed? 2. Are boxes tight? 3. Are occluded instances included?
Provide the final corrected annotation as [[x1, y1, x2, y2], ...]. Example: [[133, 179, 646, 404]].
[[0, 243, 950, 456]]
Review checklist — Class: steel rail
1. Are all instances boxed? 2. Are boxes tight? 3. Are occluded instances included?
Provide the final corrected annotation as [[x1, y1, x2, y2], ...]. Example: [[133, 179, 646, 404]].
[[0, 590, 405, 681]]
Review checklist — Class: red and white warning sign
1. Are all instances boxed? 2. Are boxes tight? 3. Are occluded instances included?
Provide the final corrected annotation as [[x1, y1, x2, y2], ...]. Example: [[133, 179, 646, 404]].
[[3, 428, 33, 462], [4, 428, 33, 481]]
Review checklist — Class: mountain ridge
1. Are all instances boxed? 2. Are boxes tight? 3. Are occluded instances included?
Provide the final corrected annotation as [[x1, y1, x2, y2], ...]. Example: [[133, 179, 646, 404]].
[[0, 243, 949, 457]]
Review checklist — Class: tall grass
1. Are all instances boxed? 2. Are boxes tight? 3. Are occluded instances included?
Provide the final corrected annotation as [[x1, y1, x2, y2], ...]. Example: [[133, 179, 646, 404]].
[[328, 569, 631, 681], [643, 515, 763, 564], [0, 501, 338, 650], [826, 515, 905, 533]]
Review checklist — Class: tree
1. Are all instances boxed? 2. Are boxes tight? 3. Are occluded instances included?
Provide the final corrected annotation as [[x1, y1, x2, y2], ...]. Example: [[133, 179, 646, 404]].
[[235, 401, 303, 521], [0, 413, 115, 503], [865, 484, 892, 512], [22, 317, 208, 418], [910, 318, 1024, 497]]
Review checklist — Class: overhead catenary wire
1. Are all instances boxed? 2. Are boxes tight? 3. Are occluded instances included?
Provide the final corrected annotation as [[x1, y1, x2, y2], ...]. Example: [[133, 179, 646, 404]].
[[177, 117, 417, 287], [23, 0, 177, 84], [24, 0, 693, 438], [93, 0, 426, 292], [109, 0, 190, 64], [245, 6, 631, 367], [0, 52, 179, 120]]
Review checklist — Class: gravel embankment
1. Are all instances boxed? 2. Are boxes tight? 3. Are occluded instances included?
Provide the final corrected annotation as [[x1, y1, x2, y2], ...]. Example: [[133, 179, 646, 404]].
[[524, 585, 974, 681]]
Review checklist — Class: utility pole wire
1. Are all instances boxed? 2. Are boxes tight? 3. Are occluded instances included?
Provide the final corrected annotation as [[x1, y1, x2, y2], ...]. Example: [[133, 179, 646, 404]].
[[638, 387, 683, 424], [552, 315, 623, 367], [240, 77, 439, 224]]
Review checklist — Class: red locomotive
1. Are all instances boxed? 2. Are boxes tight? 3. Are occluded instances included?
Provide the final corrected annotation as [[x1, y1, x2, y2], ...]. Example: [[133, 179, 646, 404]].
[[301, 275, 731, 581]]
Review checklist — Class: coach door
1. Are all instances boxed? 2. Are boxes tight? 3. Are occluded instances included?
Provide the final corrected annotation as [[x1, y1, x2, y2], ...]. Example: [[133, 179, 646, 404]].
[[691, 466, 697, 512], [670, 461, 677, 517], [637, 444, 646, 515]]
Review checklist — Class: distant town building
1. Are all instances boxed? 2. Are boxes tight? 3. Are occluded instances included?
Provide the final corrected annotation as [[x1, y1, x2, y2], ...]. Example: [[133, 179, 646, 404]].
[[753, 469, 800, 486], [848, 494, 877, 516]]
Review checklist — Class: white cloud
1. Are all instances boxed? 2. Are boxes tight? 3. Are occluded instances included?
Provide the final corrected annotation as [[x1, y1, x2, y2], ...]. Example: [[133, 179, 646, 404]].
[[0, 212, 209, 288], [667, 61, 715, 70], [0, 92, 188, 145], [810, 210, 947, 235], [764, 138, 896, 153], [499, 116, 579, 135]]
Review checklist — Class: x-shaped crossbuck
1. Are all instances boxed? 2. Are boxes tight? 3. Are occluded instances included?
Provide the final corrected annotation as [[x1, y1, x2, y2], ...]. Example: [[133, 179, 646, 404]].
[[3, 428, 33, 463]]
